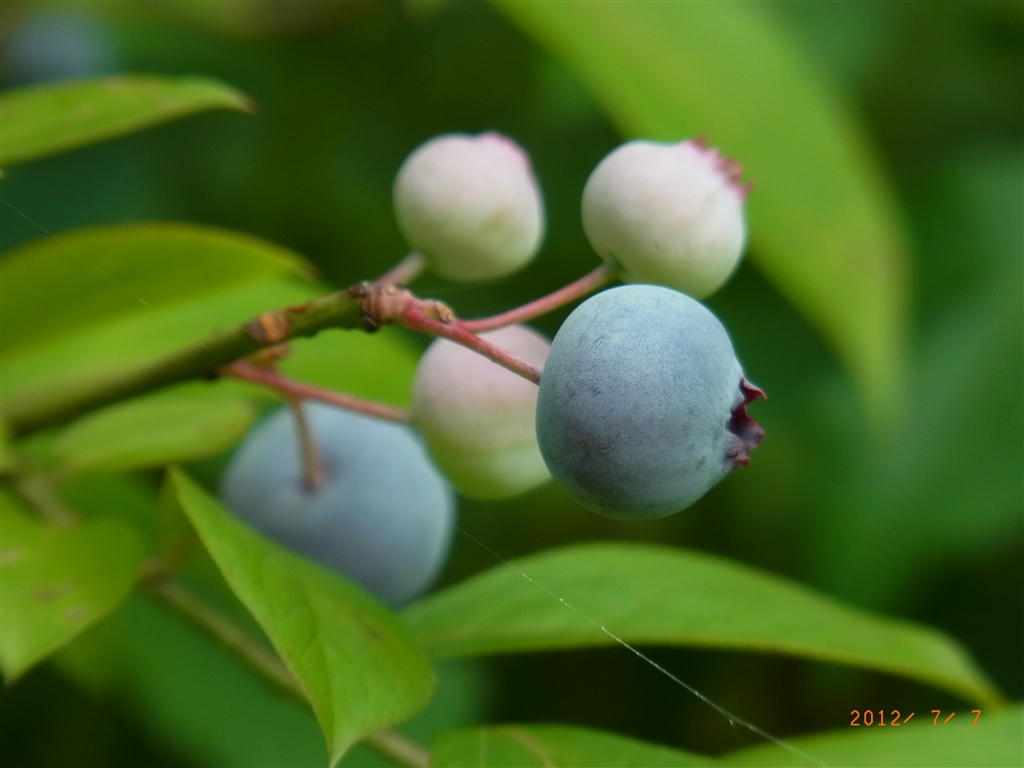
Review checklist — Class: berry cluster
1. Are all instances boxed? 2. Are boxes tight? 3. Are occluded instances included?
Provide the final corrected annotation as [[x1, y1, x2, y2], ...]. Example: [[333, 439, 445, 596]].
[[220, 133, 762, 605]]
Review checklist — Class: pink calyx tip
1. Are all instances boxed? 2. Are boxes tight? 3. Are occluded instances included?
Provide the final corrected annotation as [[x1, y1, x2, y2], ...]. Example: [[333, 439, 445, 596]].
[[725, 378, 766, 468], [683, 137, 752, 199], [477, 131, 530, 170]]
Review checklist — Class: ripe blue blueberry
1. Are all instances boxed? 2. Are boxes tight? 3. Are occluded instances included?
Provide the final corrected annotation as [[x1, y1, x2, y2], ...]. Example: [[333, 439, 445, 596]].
[[219, 403, 455, 606], [536, 284, 763, 519]]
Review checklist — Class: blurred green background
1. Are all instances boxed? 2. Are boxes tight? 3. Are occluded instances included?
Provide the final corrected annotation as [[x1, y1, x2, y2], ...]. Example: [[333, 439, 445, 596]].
[[1, 1, 1020, 766]]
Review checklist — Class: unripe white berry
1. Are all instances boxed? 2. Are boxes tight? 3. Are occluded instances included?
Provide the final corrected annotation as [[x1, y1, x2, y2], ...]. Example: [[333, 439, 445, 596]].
[[411, 324, 551, 500], [581, 139, 748, 298], [394, 133, 545, 283]]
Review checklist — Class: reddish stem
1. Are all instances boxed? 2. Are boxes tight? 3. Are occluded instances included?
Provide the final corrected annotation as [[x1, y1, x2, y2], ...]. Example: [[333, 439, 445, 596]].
[[370, 252, 426, 289], [287, 397, 326, 492], [224, 361, 411, 422], [401, 305, 542, 385], [461, 262, 618, 333]]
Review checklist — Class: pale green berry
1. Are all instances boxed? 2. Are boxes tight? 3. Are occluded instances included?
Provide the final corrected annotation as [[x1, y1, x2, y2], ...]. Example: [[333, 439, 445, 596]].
[[394, 133, 544, 283], [582, 139, 748, 298], [412, 324, 551, 500]]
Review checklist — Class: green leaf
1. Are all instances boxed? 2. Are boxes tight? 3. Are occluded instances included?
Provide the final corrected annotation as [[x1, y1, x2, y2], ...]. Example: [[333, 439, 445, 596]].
[[0, 489, 144, 680], [278, 327, 421, 410], [50, 592, 329, 766], [56, 595, 486, 768], [169, 468, 436, 766], [402, 543, 1003, 709], [1, 275, 314, 431], [721, 702, 1024, 767], [0, 222, 313, 356], [49, 386, 257, 477], [103, 595, 329, 768], [816, 154, 1024, 607], [0, 421, 17, 473], [432, 724, 716, 767], [156, 472, 199, 571], [59, 472, 162, 555], [48, 606, 125, 695], [493, 1, 909, 421], [0, 75, 252, 166]]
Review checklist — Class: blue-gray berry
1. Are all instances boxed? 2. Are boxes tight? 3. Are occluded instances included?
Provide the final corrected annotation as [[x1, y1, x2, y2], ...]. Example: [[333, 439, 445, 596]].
[[535, 284, 763, 519], [219, 403, 455, 605]]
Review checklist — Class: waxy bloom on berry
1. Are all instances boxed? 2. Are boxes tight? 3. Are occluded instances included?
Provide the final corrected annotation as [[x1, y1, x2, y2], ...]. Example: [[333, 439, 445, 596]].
[[394, 132, 544, 283], [220, 404, 455, 606], [582, 139, 748, 298], [536, 285, 763, 519], [412, 324, 551, 500]]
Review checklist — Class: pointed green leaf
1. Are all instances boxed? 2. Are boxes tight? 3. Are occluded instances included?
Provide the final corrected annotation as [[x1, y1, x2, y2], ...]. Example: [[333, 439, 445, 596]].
[[493, 1, 909, 420], [432, 724, 716, 767], [115, 595, 329, 767], [55, 474, 163, 585], [0, 421, 18, 474], [50, 387, 256, 477], [169, 468, 436, 766], [0, 490, 144, 680], [278, 327, 421, 410], [0, 75, 252, 166], [721, 702, 1024, 767], [402, 543, 1003, 709], [0, 222, 313, 356], [1, 277, 313, 431]]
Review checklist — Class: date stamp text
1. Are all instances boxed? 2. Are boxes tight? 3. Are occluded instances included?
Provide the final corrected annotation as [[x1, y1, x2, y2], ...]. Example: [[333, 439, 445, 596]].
[[850, 710, 981, 726]]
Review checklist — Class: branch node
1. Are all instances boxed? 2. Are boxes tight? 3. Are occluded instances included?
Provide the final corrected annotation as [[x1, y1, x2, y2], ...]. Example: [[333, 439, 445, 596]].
[[348, 281, 371, 299], [245, 312, 291, 344], [423, 299, 454, 323]]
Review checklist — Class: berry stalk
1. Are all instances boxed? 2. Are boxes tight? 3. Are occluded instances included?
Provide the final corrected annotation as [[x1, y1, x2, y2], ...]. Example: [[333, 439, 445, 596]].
[[461, 262, 617, 333], [401, 303, 542, 385], [5, 287, 366, 435], [8, 258, 601, 434], [370, 251, 427, 289], [224, 361, 411, 422], [287, 397, 327, 492]]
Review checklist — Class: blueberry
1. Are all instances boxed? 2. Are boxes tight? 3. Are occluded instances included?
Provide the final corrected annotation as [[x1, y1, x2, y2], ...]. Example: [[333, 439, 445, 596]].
[[393, 133, 545, 283], [535, 284, 763, 519], [412, 324, 551, 500], [582, 139, 748, 298], [219, 403, 455, 606]]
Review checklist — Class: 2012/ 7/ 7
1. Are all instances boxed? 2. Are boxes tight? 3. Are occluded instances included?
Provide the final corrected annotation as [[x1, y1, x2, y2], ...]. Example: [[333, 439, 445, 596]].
[[850, 710, 982, 726]]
